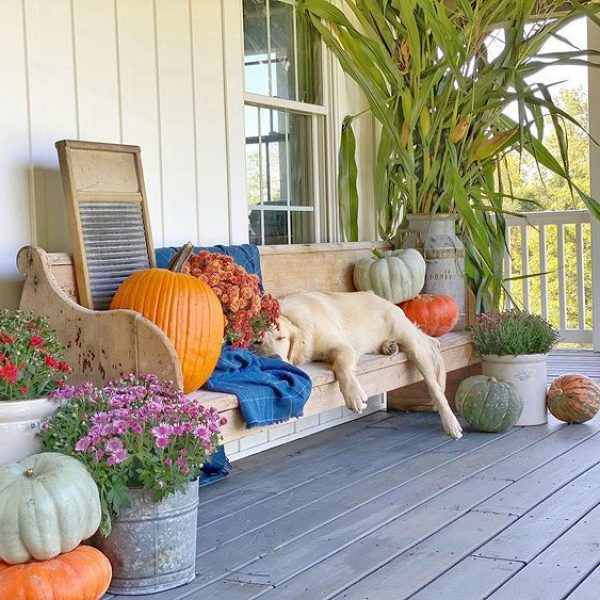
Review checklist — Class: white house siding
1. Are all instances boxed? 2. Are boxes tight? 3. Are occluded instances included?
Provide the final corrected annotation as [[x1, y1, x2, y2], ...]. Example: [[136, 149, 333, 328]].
[[0, 0, 381, 459], [0, 0, 249, 310]]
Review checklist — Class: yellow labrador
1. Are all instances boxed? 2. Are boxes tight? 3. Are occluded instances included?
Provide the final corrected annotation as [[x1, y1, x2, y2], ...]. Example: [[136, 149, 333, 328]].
[[256, 291, 463, 440]]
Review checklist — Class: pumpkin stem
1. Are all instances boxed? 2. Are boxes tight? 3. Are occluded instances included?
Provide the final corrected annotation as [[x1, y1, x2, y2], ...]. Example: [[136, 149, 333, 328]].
[[24, 468, 35, 478], [168, 242, 195, 273], [371, 247, 387, 260]]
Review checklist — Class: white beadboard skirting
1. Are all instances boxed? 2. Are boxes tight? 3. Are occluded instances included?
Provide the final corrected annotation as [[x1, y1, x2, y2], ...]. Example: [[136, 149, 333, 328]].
[[225, 394, 387, 462]]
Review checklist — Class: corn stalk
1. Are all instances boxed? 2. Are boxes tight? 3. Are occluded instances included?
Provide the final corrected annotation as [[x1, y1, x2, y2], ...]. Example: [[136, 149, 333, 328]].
[[301, 0, 600, 311]]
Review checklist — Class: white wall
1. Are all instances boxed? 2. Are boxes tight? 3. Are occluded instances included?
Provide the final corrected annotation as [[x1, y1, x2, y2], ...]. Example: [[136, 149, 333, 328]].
[[0, 0, 249, 309]]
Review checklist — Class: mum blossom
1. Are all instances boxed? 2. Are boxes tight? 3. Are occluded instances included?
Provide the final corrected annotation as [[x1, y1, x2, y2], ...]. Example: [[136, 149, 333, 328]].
[[105, 437, 124, 453], [75, 436, 92, 452], [107, 448, 128, 466], [0, 362, 19, 385], [29, 335, 44, 348]]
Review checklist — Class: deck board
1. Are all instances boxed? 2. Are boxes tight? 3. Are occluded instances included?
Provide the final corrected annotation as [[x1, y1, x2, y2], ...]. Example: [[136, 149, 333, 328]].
[[105, 352, 600, 600]]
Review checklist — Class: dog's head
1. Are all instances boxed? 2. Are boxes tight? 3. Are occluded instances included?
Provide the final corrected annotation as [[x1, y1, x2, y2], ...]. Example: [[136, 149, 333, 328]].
[[254, 315, 305, 365]]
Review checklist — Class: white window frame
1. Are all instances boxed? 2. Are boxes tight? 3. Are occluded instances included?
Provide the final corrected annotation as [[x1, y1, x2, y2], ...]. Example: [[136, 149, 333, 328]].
[[242, 0, 330, 245]]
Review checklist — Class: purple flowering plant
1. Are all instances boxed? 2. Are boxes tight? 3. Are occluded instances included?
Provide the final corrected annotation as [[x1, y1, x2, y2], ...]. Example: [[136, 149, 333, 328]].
[[38, 373, 226, 536]]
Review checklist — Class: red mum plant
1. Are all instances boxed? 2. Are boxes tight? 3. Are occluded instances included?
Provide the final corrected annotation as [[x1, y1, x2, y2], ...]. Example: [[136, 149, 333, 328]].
[[183, 251, 279, 349], [0, 309, 71, 400]]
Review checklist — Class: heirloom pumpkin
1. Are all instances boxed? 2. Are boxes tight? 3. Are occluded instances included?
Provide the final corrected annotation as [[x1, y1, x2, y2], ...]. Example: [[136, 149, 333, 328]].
[[400, 294, 459, 336], [0, 453, 101, 564], [110, 244, 224, 393], [455, 375, 523, 433], [353, 248, 425, 304], [547, 373, 600, 424], [0, 545, 111, 600]]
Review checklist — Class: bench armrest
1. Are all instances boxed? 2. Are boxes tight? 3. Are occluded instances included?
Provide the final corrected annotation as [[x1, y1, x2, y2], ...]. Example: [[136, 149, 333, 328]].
[[17, 246, 182, 388]]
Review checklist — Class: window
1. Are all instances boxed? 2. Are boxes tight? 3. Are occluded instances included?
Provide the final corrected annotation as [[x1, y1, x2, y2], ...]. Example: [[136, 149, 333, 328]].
[[243, 0, 325, 245]]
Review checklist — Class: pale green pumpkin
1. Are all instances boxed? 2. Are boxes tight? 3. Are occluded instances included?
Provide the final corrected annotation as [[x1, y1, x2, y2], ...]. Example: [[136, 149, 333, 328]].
[[455, 375, 523, 433], [0, 452, 101, 564], [353, 248, 426, 304]]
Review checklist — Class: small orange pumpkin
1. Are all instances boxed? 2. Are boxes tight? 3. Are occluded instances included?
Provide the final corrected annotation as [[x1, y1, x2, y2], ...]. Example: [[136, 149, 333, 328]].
[[547, 373, 600, 424], [0, 545, 112, 600], [110, 244, 224, 393], [399, 294, 459, 337]]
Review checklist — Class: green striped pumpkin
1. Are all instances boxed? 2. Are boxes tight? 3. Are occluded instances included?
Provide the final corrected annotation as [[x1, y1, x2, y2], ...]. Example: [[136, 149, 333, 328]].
[[455, 375, 523, 433], [547, 373, 600, 424]]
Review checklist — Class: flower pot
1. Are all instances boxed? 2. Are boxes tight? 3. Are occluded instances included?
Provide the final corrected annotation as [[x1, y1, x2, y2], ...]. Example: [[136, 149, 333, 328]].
[[0, 397, 57, 465], [481, 354, 548, 426], [402, 213, 466, 330], [94, 481, 199, 595]]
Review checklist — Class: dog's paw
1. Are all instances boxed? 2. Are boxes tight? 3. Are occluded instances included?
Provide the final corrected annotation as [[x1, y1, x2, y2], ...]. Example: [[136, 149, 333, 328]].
[[342, 386, 368, 413], [443, 416, 463, 440], [381, 340, 399, 356]]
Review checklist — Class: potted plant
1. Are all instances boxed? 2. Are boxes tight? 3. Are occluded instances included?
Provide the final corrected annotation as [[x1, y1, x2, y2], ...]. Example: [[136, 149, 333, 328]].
[[302, 0, 600, 313], [470, 310, 559, 425], [0, 309, 70, 465], [38, 373, 226, 595]]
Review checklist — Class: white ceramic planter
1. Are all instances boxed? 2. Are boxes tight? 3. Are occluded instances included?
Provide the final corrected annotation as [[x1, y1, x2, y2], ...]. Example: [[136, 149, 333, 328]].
[[0, 398, 57, 465], [481, 354, 548, 426]]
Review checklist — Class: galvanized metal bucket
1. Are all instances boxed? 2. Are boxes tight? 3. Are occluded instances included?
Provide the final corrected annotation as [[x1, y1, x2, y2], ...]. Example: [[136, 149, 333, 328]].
[[94, 481, 199, 595]]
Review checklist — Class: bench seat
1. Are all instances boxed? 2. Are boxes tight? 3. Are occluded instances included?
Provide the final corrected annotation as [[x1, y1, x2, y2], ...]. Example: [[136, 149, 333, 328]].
[[17, 243, 478, 444]]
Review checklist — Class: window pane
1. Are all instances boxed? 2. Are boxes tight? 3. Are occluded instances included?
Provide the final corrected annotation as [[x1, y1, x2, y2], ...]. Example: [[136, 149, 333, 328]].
[[291, 211, 314, 244], [246, 107, 313, 212], [263, 210, 289, 245], [248, 210, 262, 245], [243, 0, 321, 103], [243, 1, 270, 96]]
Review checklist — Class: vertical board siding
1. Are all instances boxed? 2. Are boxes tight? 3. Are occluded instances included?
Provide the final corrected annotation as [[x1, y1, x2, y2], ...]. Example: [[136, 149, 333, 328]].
[[0, 0, 242, 307], [154, 0, 198, 245], [25, 0, 78, 254], [0, 0, 32, 307], [116, 0, 164, 246], [191, 0, 230, 245], [72, 0, 121, 142]]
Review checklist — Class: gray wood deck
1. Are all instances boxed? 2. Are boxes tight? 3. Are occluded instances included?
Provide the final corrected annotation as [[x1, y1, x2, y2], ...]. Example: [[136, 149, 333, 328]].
[[105, 350, 600, 600]]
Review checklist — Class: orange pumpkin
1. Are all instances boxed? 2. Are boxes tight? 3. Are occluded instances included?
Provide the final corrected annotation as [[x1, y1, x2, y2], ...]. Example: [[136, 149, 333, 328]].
[[0, 545, 112, 600], [547, 373, 600, 424], [110, 244, 224, 393], [399, 294, 459, 337]]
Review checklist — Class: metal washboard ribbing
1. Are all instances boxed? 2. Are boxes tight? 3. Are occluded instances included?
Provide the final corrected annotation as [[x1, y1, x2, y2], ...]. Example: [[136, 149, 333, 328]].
[[56, 140, 156, 310]]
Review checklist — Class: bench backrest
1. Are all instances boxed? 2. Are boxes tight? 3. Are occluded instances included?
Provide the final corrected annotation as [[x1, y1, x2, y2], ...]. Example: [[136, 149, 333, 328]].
[[43, 242, 389, 303]]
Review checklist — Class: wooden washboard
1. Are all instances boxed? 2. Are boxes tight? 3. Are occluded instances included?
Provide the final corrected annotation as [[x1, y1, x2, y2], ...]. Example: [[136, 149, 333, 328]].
[[56, 140, 156, 310]]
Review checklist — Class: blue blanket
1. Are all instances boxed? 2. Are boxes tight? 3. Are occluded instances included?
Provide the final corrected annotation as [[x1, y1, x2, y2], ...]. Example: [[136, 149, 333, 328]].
[[155, 243, 312, 427], [205, 349, 311, 427]]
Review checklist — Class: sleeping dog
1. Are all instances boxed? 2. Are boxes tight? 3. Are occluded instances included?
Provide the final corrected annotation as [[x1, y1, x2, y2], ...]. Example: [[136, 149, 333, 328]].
[[255, 290, 463, 439]]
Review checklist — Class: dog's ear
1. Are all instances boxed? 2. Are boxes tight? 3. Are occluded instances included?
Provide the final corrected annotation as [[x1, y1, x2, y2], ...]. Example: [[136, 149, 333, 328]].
[[287, 322, 306, 365]]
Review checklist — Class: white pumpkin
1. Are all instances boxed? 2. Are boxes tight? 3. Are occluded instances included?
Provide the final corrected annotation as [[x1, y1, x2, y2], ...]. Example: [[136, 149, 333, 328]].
[[0, 452, 101, 564], [353, 248, 426, 304]]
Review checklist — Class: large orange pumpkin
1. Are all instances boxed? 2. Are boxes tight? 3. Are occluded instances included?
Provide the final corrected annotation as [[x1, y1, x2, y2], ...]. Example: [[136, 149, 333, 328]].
[[110, 244, 224, 393], [547, 373, 600, 424], [399, 294, 459, 337], [0, 545, 112, 600]]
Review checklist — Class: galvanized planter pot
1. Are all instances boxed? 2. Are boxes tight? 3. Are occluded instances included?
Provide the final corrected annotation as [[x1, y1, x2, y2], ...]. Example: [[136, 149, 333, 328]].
[[94, 481, 199, 595], [403, 213, 466, 330]]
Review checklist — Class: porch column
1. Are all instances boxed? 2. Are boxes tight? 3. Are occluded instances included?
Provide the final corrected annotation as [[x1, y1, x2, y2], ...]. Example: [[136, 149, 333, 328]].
[[587, 18, 600, 351]]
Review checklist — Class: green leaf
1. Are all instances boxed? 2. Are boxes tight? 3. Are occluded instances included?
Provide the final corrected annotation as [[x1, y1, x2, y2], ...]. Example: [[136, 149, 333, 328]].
[[339, 117, 359, 241]]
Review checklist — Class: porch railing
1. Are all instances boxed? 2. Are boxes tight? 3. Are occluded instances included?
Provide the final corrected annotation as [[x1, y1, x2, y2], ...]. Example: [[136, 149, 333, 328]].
[[503, 210, 595, 346]]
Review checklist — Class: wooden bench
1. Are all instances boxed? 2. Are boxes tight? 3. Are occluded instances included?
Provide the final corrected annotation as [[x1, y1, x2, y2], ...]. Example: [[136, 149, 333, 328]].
[[17, 242, 478, 443]]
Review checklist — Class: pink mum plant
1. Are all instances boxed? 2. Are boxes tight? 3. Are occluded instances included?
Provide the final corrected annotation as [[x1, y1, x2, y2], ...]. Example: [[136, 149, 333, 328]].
[[39, 373, 226, 535]]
